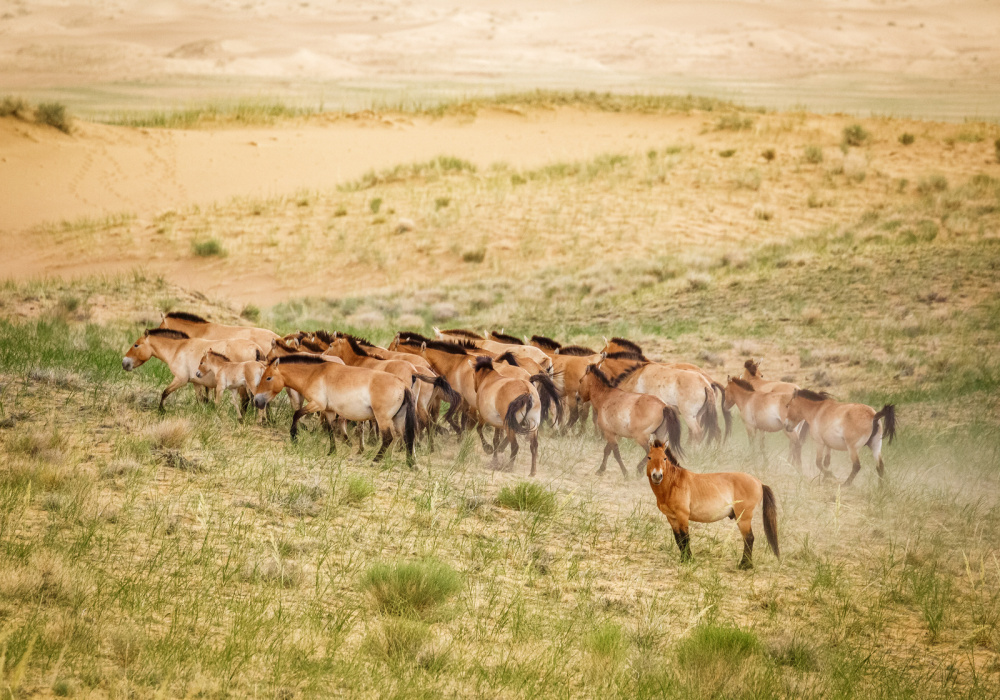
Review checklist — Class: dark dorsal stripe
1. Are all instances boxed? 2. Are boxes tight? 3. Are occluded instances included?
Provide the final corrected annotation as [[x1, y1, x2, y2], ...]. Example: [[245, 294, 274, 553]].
[[730, 377, 755, 392], [397, 331, 431, 344], [277, 355, 329, 365], [420, 339, 471, 355], [496, 351, 520, 367], [490, 331, 523, 345], [165, 311, 208, 323], [345, 335, 370, 357], [441, 328, 483, 339], [796, 389, 832, 402], [531, 335, 562, 351], [206, 350, 230, 362], [604, 350, 648, 362], [557, 345, 596, 356], [146, 328, 190, 340]]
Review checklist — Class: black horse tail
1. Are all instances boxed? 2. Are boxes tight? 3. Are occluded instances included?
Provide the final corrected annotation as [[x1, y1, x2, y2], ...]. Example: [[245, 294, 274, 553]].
[[503, 393, 534, 436], [869, 404, 896, 445], [712, 381, 732, 441], [696, 387, 721, 444], [402, 388, 417, 465], [762, 485, 780, 559], [413, 373, 462, 423], [656, 405, 684, 459], [529, 372, 563, 426]]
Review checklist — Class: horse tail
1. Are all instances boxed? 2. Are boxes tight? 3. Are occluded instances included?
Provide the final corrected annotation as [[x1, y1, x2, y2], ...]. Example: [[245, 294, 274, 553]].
[[869, 404, 896, 445], [255, 347, 264, 362], [656, 405, 684, 459], [402, 388, 417, 463], [696, 387, 721, 444], [712, 381, 732, 441], [761, 485, 780, 559], [503, 393, 534, 436], [413, 373, 461, 410], [529, 372, 563, 426]]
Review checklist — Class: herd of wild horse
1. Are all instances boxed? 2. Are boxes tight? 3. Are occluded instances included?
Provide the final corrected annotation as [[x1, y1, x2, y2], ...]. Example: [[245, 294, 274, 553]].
[[121, 311, 896, 568]]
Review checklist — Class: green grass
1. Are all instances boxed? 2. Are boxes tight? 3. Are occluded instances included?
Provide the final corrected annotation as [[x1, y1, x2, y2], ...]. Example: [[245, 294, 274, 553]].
[[675, 624, 762, 669], [35, 102, 72, 134], [842, 123, 869, 147], [496, 482, 556, 514], [360, 559, 462, 619], [191, 238, 225, 257]]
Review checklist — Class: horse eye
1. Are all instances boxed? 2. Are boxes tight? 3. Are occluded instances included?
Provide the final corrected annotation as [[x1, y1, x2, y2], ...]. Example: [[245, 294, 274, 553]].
[[266, 377, 272, 381], [133, 343, 139, 347]]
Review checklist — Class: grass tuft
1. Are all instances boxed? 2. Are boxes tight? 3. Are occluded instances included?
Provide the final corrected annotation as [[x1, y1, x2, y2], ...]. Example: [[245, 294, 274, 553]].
[[676, 624, 761, 669], [496, 482, 556, 515], [899, 133, 915, 146], [842, 123, 870, 147], [360, 559, 462, 618], [191, 238, 225, 257], [35, 102, 72, 134]]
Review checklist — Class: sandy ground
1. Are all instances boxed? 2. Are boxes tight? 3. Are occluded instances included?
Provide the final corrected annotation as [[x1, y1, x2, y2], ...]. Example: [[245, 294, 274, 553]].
[[2, 1, 1000, 117]]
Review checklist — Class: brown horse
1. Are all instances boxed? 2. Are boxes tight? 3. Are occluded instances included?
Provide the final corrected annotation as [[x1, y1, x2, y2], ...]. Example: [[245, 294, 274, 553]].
[[784, 390, 896, 485], [323, 333, 461, 445], [470, 356, 548, 476], [196, 350, 266, 420], [580, 364, 683, 478], [122, 329, 262, 409], [599, 352, 722, 444], [159, 311, 277, 353], [741, 359, 799, 394], [253, 355, 416, 466], [646, 441, 779, 569], [530, 335, 600, 432], [602, 337, 731, 439], [723, 377, 802, 467], [434, 328, 554, 372]]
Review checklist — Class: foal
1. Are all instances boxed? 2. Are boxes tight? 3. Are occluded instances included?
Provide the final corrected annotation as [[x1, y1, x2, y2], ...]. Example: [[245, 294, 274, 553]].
[[196, 350, 266, 420], [646, 441, 779, 569], [723, 377, 802, 467]]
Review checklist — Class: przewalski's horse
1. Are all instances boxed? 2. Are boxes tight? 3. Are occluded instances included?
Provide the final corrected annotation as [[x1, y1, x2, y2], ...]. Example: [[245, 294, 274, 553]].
[[323, 334, 461, 445], [159, 311, 277, 353], [434, 328, 554, 373], [470, 356, 548, 476], [319, 331, 437, 372], [785, 390, 896, 485], [646, 441, 779, 569], [488, 352, 562, 426], [741, 359, 799, 394], [253, 356, 417, 466], [723, 377, 802, 467], [598, 352, 722, 445], [122, 329, 262, 410], [530, 335, 601, 432], [602, 337, 731, 439], [196, 350, 266, 421], [580, 364, 683, 478]]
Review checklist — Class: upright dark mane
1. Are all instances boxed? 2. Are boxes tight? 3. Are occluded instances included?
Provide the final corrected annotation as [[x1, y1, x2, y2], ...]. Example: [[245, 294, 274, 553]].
[[146, 328, 190, 340], [441, 329, 483, 340], [604, 350, 648, 362], [422, 339, 471, 355], [300, 338, 326, 352], [650, 440, 683, 468], [165, 311, 208, 324], [557, 345, 596, 356], [347, 334, 375, 347], [313, 330, 335, 345], [587, 364, 615, 387], [531, 335, 562, 351], [610, 363, 644, 386], [473, 356, 494, 371], [744, 359, 761, 377], [277, 355, 329, 365], [588, 363, 640, 388], [345, 335, 371, 357], [795, 389, 833, 402], [496, 351, 520, 367], [274, 338, 298, 351], [397, 331, 431, 344], [730, 377, 755, 392], [611, 337, 644, 354], [490, 331, 524, 345], [205, 350, 230, 362]]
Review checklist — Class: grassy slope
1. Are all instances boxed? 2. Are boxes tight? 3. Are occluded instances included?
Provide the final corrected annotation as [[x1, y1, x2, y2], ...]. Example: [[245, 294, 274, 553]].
[[2, 102, 1000, 698]]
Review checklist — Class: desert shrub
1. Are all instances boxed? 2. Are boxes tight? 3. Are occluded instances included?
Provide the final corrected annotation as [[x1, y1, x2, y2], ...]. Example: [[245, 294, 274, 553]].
[[719, 149, 736, 158], [761, 148, 776, 161], [676, 625, 761, 670], [360, 559, 462, 618], [240, 304, 260, 323], [496, 482, 555, 514], [36, 102, 72, 134], [899, 133, 915, 146], [842, 124, 869, 147], [803, 145, 823, 164], [916, 174, 948, 195], [192, 238, 225, 257], [995, 138, 1000, 163], [0, 95, 30, 119], [343, 475, 374, 505], [364, 616, 431, 661], [369, 197, 383, 214], [462, 246, 486, 263], [715, 114, 754, 131]]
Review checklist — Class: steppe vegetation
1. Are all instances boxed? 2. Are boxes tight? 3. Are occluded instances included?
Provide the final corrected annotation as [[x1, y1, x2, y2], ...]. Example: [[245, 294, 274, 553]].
[[1, 93, 999, 698]]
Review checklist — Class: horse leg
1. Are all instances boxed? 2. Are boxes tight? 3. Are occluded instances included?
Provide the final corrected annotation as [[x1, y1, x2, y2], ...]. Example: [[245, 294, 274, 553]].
[[372, 429, 393, 461], [844, 445, 862, 486], [597, 442, 612, 475], [563, 401, 579, 433], [737, 516, 755, 570], [323, 411, 337, 455], [159, 376, 188, 411], [477, 421, 494, 454], [507, 432, 520, 470], [577, 404, 591, 436], [816, 445, 833, 479], [529, 431, 539, 477], [870, 433, 885, 479], [609, 443, 628, 478]]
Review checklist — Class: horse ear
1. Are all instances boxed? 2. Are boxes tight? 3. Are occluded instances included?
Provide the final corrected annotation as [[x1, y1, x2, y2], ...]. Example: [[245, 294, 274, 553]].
[[651, 439, 664, 449], [602, 336, 608, 346], [600, 352, 607, 360], [143, 329, 150, 336], [420, 341, 427, 353]]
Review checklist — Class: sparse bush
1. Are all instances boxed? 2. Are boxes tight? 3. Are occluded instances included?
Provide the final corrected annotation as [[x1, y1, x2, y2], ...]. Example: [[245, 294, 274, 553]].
[[333, 204, 348, 217], [803, 145, 824, 164], [497, 482, 556, 514], [369, 197, 383, 214], [995, 138, 1000, 163], [715, 114, 754, 131], [36, 102, 72, 134], [676, 625, 761, 670], [842, 124, 869, 147], [761, 148, 776, 162], [899, 133, 915, 146], [364, 617, 431, 661], [916, 174, 949, 194], [360, 559, 462, 618], [240, 304, 260, 323], [192, 238, 225, 257], [734, 169, 762, 191], [461, 246, 486, 263], [586, 622, 627, 659], [719, 149, 736, 158], [342, 475, 374, 505], [0, 95, 30, 119], [435, 197, 451, 210]]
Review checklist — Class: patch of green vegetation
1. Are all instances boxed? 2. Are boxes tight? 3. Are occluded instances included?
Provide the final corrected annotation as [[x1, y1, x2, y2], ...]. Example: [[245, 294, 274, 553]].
[[360, 559, 462, 618], [899, 133, 915, 146], [106, 100, 313, 128], [341, 156, 477, 192], [496, 482, 555, 515], [191, 238, 225, 257], [715, 113, 755, 131], [675, 624, 761, 669], [842, 124, 869, 147], [803, 145, 824, 164]]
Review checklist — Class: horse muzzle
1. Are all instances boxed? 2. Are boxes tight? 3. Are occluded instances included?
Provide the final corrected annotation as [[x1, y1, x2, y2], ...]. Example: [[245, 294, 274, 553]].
[[122, 358, 134, 372], [195, 370, 202, 379], [253, 393, 270, 409], [650, 473, 663, 485]]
